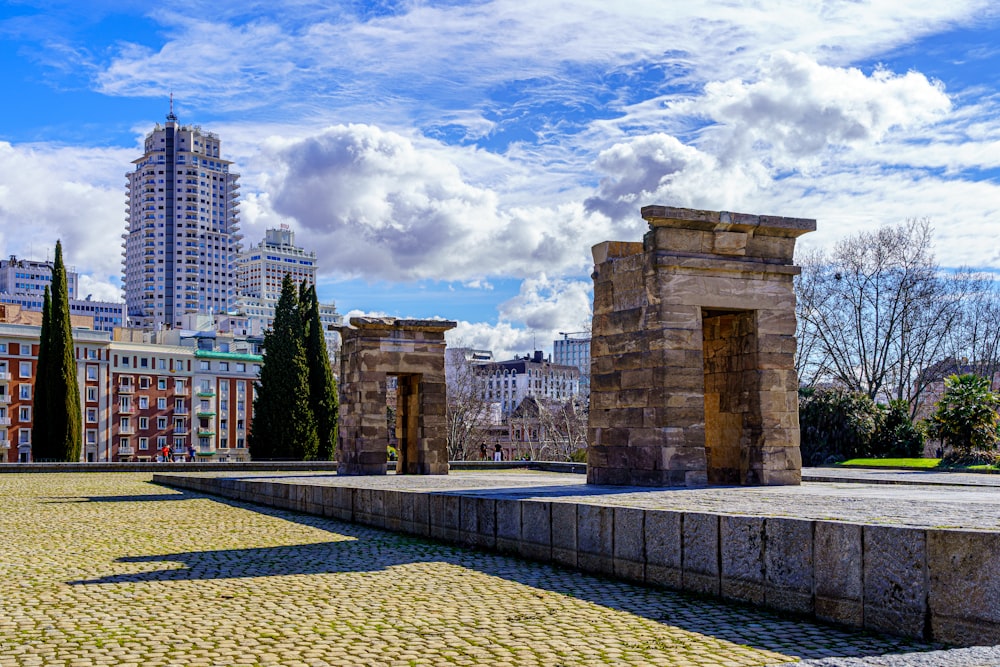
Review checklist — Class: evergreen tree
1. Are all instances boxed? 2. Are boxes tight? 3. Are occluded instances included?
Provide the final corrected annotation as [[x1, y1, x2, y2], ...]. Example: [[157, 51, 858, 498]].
[[249, 274, 318, 460], [35, 242, 81, 461], [31, 286, 53, 460], [302, 284, 339, 460]]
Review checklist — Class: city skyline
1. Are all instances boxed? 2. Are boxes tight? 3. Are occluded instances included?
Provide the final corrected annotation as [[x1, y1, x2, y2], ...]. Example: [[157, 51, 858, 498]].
[[2, 2, 1000, 359]]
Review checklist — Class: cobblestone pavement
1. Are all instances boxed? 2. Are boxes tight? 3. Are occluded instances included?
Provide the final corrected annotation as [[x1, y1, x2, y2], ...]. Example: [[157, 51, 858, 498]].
[[0, 473, 951, 667], [185, 468, 1000, 531]]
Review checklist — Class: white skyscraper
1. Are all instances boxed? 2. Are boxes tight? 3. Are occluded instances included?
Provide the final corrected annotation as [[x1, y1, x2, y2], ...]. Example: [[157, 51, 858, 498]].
[[122, 109, 241, 329], [235, 226, 342, 363]]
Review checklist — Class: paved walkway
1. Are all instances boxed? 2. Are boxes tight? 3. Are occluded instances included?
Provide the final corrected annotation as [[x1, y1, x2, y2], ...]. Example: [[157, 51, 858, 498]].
[[0, 472, 969, 667]]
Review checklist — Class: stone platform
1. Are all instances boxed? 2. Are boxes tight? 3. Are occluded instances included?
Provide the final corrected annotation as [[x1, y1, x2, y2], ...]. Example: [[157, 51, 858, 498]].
[[154, 469, 1000, 648]]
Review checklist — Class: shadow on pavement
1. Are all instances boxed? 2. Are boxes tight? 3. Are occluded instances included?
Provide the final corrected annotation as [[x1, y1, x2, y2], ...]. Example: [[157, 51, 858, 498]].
[[68, 484, 939, 661]]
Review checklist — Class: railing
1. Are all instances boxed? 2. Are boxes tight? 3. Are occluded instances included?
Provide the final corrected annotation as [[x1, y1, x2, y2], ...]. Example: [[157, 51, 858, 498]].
[[0, 395, 10, 404], [0, 439, 9, 449], [0, 418, 10, 426], [118, 385, 135, 394], [0, 372, 11, 381], [118, 446, 134, 456], [119, 405, 135, 414]]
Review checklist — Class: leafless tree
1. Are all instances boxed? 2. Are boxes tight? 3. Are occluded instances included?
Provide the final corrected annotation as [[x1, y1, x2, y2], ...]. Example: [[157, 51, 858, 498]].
[[795, 219, 970, 417], [445, 355, 495, 461], [943, 274, 1000, 390]]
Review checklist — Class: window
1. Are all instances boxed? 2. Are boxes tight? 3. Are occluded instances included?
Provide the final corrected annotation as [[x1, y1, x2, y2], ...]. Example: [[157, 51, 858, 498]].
[[19, 361, 31, 378], [87, 365, 98, 381], [157, 417, 167, 430], [219, 362, 229, 371], [139, 377, 151, 389], [18, 343, 31, 356], [18, 384, 31, 400], [86, 408, 98, 423], [86, 430, 97, 445], [175, 379, 185, 393], [138, 396, 149, 409], [139, 417, 148, 430], [157, 397, 167, 409], [175, 399, 186, 412], [0, 343, 6, 353], [157, 378, 167, 390], [138, 437, 149, 451], [219, 438, 228, 449], [120, 417, 131, 433], [157, 436, 167, 447], [236, 363, 246, 372], [18, 406, 31, 422], [199, 360, 210, 371], [18, 428, 30, 445], [86, 387, 97, 402]]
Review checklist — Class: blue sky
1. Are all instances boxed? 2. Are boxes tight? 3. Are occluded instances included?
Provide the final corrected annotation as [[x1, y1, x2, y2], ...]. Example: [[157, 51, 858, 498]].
[[2, 1, 1000, 359]]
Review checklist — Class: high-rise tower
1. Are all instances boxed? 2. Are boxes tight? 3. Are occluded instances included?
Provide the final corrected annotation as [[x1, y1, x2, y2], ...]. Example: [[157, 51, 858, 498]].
[[123, 110, 241, 329]]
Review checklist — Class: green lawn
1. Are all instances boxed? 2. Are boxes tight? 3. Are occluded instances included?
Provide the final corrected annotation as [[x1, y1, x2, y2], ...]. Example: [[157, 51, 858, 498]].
[[836, 458, 998, 471], [836, 458, 942, 469]]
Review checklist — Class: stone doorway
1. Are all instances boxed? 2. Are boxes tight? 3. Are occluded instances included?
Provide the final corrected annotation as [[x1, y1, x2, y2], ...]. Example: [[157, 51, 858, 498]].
[[702, 309, 762, 485], [335, 317, 455, 476]]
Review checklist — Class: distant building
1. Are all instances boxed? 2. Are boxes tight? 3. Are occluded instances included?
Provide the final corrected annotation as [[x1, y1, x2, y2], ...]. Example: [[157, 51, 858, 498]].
[[122, 110, 241, 329], [234, 226, 341, 363], [0, 255, 125, 332], [480, 351, 581, 419], [553, 332, 590, 396], [0, 315, 261, 463]]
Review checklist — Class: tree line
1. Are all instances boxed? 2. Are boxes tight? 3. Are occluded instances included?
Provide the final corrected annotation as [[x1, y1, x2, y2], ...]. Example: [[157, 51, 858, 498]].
[[796, 218, 1000, 465]]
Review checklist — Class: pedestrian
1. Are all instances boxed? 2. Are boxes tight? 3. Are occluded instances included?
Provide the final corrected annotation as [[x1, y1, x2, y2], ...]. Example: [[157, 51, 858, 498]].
[[187, 444, 196, 462], [161, 444, 171, 462], [493, 443, 502, 462], [479, 442, 487, 460]]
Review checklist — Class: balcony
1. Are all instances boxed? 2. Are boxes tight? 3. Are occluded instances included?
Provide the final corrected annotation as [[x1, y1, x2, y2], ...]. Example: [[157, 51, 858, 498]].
[[197, 429, 215, 437], [119, 405, 135, 415], [0, 395, 10, 404], [196, 410, 216, 418], [173, 428, 188, 435], [174, 387, 189, 396], [117, 446, 134, 456], [0, 418, 10, 426], [0, 372, 10, 381], [196, 389, 216, 398], [118, 385, 135, 394], [0, 439, 8, 449]]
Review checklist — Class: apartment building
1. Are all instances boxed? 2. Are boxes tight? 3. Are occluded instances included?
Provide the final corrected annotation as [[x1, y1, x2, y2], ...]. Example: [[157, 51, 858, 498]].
[[0, 255, 125, 333], [122, 110, 241, 329], [0, 319, 259, 463]]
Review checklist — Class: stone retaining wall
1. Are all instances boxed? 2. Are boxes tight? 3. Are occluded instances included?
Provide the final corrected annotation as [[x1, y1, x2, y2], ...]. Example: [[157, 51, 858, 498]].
[[154, 473, 1000, 648]]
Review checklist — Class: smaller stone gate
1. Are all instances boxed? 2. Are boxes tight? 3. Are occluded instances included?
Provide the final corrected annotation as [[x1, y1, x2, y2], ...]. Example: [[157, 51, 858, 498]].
[[336, 317, 455, 475]]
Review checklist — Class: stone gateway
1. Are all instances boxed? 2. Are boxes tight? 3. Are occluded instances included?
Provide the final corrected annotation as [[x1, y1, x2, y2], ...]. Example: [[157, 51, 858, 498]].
[[588, 206, 815, 487]]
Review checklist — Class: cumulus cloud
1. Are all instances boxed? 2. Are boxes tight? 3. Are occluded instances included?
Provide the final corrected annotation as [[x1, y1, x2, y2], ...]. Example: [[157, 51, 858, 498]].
[[0, 142, 129, 300], [260, 124, 606, 282], [446, 276, 592, 361]]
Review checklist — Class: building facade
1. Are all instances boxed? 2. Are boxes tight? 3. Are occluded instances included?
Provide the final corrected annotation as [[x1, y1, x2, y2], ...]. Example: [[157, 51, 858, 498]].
[[0, 256, 125, 332], [123, 111, 241, 329], [553, 333, 591, 397], [0, 320, 259, 463], [234, 226, 342, 362], [480, 351, 581, 419]]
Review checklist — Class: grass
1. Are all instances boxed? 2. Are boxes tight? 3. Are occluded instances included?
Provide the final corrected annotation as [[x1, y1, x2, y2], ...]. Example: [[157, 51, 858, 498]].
[[837, 458, 942, 469], [836, 457, 999, 472]]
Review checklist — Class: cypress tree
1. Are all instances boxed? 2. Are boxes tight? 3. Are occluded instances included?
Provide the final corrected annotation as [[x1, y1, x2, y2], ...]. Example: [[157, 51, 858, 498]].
[[36, 241, 81, 461], [302, 284, 339, 460], [249, 274, 318, 460], [31, 286, 53, 460]]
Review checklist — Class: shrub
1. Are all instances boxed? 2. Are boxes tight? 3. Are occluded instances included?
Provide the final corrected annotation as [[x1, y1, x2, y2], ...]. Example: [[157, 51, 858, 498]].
[[928, 374, 1000, 455]]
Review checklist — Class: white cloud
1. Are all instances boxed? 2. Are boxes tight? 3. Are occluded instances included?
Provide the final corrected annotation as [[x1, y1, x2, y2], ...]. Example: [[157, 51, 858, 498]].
[[0, 142, 130, 296], [258, 124, 607, 282]]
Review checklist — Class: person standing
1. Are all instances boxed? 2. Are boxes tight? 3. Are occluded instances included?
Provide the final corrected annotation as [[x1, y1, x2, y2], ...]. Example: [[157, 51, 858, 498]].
[[493, 443, 502, 462]]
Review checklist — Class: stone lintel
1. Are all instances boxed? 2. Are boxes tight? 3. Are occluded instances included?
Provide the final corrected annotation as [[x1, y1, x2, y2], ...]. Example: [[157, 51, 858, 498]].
[[641, 205, 816, 239], [655, 253, 802, 276], [334, 316, 458, 334], [592, 240, 645, 264]]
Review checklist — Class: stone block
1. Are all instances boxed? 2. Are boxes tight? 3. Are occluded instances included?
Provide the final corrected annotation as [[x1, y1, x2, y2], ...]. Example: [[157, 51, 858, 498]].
[[475, 497, 497, 550], [383, 490, 402, 531], [682, 512, 719, 596], [496, 499, 521, 554], [409, 492, 431, 537], [577, 504, 614, 574], [927, 529, 1000, 646], [863, 525, 928, 639], [721, 515, 765, 605], [613, 507, 645, 582], [551, 502, 578, 568], [815, 521, 862, 626], [520, 501, 552, 562], [645, 510, 681, 589], [459, 496, 479, 548], [764, 518, 813, 614], [429, 494, 461, 542]]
